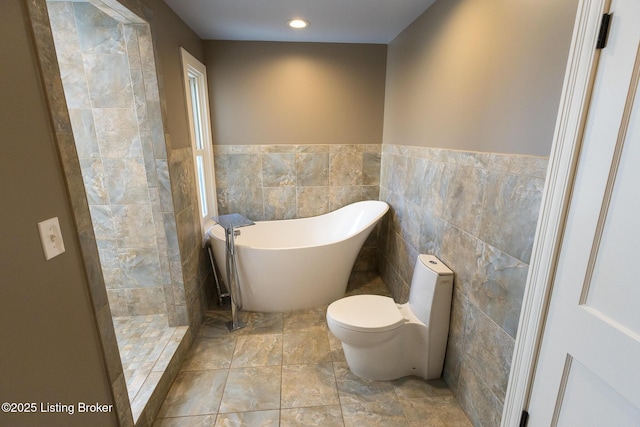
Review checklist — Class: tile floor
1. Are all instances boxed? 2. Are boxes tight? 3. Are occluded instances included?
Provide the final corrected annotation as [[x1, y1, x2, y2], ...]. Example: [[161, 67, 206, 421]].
[[153, 277, 472, 426]]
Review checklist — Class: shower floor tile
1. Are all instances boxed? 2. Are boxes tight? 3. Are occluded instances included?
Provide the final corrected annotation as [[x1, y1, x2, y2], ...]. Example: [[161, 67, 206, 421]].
[[154, 275, 472, 426], [113, 314, 187, 413]]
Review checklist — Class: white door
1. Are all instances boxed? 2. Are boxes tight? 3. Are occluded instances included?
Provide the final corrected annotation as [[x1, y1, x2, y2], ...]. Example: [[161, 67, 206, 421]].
[[526, 0, 640, 425]]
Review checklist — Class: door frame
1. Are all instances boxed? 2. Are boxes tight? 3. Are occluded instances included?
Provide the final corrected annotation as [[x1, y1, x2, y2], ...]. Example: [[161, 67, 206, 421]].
[[501, 0, 610, 424]]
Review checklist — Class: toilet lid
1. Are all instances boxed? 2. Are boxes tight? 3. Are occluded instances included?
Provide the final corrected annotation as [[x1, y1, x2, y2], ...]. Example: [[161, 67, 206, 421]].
[[327, 295, 404, 332]]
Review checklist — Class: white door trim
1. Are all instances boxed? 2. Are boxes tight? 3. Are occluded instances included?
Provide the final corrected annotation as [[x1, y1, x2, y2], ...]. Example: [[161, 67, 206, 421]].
[[501, 0, 609, 425]]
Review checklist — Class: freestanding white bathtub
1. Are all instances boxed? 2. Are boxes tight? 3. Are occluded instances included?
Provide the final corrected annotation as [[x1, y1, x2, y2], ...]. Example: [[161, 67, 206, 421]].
[[207, 200, 389, 312]]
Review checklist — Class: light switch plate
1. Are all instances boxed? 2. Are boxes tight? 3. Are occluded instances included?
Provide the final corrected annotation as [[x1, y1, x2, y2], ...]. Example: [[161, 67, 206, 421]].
[[38, 217, 66, 260]]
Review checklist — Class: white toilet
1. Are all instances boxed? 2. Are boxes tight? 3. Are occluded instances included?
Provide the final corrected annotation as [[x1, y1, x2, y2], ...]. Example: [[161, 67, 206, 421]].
[[326, 254, 453, 381]]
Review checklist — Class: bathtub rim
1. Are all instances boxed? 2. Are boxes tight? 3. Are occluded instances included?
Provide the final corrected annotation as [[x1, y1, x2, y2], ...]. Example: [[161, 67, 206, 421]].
[[205, 200, 389, 251]]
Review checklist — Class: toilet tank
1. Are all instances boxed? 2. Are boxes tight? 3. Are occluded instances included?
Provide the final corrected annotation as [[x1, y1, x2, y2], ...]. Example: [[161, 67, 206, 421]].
[[409, 255, 453, 324], [408, 254, 454, 378]]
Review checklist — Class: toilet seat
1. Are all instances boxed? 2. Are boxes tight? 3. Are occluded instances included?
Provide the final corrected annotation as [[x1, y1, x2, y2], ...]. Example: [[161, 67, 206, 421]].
[[327, 295, 404, 332]]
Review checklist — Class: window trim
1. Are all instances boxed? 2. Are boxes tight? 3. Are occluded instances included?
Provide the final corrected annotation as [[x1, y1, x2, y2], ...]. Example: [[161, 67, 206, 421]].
[[180, 47, 218, 232]]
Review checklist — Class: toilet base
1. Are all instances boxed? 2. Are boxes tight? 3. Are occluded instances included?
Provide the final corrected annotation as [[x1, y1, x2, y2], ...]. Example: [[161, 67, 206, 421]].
[[341, 322, 434, 381]]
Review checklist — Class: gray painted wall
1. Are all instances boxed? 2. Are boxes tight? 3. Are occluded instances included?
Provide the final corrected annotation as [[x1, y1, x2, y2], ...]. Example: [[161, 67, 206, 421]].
[[0, 1, 115, 425], [383, 0, 579, 156], [204, 41, 387, 146]]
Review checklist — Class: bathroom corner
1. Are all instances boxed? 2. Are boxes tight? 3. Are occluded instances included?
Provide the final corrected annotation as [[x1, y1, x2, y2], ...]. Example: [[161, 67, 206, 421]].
[[378, 146, 547, 425], [378, 0, 577, 425]]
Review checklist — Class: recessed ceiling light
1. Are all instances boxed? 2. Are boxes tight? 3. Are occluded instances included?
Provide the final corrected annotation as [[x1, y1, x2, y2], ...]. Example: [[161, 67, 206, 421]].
[[288, 19, 309, 29]]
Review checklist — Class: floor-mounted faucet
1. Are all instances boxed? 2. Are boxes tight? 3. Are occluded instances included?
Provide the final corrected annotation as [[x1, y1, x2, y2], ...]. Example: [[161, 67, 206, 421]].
[[211, 213, 254, 331]]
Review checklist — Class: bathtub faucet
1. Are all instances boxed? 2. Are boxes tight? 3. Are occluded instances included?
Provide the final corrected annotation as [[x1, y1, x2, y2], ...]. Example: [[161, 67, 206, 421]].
[[210, 213, 255, 332]]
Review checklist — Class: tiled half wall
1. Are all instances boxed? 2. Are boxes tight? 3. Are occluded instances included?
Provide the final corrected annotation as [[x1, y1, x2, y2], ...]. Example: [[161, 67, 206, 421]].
[[378, 144, 547, 427], [213, 144, 382, 220], [213, 144, 383, 277]]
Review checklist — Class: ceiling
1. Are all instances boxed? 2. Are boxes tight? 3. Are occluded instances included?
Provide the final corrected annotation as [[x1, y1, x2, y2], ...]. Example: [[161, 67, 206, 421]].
[[163, 0, 436, 44]]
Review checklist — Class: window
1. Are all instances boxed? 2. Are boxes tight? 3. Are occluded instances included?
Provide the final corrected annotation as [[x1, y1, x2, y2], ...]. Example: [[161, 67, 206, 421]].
[[180, 48, 217, 231]]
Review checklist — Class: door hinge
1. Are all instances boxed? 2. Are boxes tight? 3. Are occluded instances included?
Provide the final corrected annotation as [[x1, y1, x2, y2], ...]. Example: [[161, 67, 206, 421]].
[[519, 410, 530, 427], [596, 13, 612, 49]]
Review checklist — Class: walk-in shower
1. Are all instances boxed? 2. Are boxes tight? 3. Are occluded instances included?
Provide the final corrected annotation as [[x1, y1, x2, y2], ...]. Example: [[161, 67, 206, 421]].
[[46, 0, 188, 421]]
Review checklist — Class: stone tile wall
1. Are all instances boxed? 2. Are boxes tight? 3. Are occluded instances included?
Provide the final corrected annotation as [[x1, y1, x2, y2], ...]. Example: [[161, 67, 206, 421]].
[[378, 144, 547, 427], [213, 144, 381, 220], [166, 144, 211, 332], [212, 144, 383, 278], [48, 1, 187, 325]]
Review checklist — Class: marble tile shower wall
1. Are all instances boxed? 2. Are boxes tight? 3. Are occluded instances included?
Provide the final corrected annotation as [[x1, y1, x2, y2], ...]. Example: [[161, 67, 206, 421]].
[[48, 2, 187, 325], [213, 144, 382, 274], [378, 144, 547, 427]]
